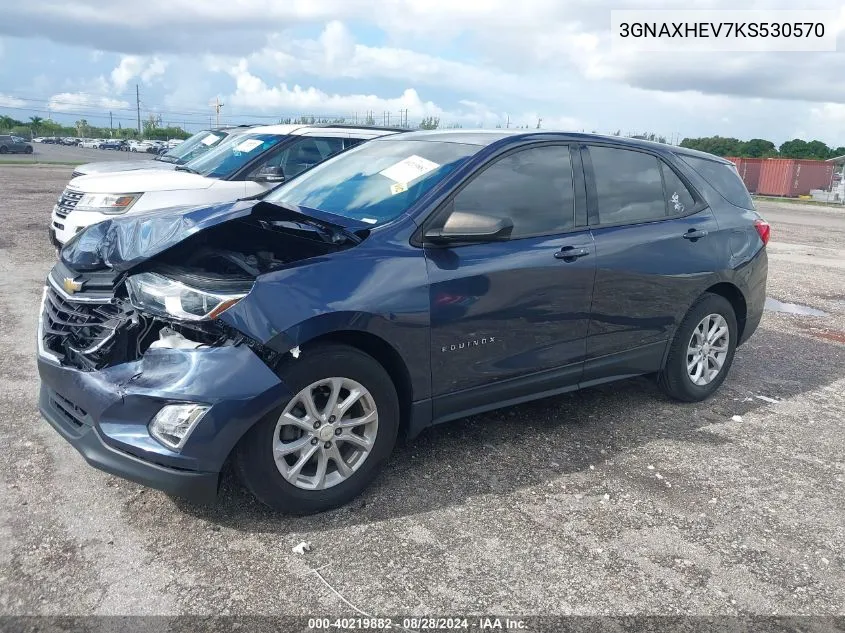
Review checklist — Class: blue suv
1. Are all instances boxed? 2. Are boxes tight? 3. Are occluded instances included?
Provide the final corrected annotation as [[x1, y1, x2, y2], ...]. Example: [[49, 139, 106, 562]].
[[37, 130, 769, 514]]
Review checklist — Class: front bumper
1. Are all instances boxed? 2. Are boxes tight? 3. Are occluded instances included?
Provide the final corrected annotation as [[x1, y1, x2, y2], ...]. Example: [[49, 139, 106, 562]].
[[39, 385, 220, 503], [37, 343, 292, 503]]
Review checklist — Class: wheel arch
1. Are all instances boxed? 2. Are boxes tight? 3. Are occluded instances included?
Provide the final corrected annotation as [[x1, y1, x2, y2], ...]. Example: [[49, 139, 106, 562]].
[[703, 282, 748, 342], [298, 330, 415, 436]]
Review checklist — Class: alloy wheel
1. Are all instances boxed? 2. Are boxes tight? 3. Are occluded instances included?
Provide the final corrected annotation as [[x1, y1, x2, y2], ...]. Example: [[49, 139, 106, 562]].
[[272, 377, 378, 490], [686, 313, 730, 386]]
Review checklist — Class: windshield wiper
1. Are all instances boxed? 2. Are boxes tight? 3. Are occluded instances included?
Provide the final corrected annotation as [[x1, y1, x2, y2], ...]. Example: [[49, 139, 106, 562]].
[[175, 165, 198, 174], [155, 154, 178, 164]]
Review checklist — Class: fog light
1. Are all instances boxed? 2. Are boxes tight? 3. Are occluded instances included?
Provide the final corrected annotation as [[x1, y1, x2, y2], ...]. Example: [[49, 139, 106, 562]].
[[149, 404, 209, 450]]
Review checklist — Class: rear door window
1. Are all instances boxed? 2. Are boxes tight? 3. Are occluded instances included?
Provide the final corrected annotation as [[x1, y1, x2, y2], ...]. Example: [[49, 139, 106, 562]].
[[678, 154, 754, 210], [588, 146, 666, 224]]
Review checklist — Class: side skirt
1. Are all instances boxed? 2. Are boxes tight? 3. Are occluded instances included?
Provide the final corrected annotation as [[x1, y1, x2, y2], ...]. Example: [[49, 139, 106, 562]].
[[408, 340, 667, 438]]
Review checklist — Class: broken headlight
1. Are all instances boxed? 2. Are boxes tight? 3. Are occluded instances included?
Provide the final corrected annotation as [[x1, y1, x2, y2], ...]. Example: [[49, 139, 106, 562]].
[[125, 272, 248, 321]]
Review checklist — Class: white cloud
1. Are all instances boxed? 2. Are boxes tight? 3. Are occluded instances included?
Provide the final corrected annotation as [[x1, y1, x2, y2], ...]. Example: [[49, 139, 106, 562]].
[[47, 92, 130, 112], [221, 60, 582, 129], [0, 93, 26, 108], [111, 55, 168, 91], [247, 21, 572, 106]]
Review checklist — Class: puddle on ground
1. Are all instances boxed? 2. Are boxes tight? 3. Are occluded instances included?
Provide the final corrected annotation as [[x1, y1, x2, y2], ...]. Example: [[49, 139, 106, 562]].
[[765, 298, 828, 317]]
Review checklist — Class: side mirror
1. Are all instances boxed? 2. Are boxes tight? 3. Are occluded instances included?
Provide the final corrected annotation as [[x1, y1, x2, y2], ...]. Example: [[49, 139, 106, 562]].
[[424, 212, 514, 245], [253, 166, 286, 183]]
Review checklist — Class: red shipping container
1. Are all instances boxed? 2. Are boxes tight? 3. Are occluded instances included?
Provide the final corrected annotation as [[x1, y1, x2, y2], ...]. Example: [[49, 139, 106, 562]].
[[725, 157, 764, 193], [757, 159, 834, 197]]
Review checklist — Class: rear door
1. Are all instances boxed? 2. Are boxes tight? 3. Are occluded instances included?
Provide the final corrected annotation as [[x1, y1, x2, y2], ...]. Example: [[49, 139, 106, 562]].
[[582, 144, 721, 382], [425, 143, 596, 412]]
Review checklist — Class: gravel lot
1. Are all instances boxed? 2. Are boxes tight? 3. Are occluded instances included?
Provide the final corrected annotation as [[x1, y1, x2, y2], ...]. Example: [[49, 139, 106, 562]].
[[0, 143, 156, 165], [0, 165, 843, 620]]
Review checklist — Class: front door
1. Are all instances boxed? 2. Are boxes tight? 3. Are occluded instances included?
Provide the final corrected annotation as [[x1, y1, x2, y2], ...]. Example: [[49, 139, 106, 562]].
[[424, 144, 596, 416]]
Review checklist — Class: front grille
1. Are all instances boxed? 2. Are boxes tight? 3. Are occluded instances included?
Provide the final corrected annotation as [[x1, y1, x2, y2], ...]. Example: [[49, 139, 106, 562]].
[[54, 188, 83, 219], [41, 282, 122, 364], [71, 170, 83, 178]]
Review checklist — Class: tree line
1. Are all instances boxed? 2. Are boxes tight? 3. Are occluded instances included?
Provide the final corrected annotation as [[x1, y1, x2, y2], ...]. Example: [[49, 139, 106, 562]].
[[679, 136, 845, 160], [0, 114, 191, 140]]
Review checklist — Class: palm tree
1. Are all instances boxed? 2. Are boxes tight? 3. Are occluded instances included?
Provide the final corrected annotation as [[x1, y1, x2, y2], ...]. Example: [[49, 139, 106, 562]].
[[0, 115, 15, 131], [29, 116, 44, 135]]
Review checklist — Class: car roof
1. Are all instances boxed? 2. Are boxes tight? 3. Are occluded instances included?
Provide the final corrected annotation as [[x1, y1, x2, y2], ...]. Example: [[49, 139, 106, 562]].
[[380, 129, 732, 164]]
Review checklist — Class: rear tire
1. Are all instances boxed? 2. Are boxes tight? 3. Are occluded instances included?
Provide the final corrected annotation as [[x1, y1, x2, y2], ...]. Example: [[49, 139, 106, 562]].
[[25, 146, 33, 154], [0, 146, 7, 154], [658, 292, 737, 402], [234, 343, 399, 514]]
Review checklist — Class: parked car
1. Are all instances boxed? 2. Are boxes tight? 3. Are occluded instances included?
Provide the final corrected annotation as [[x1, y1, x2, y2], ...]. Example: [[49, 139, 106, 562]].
[[0, 135, 33, 154], [32, 137, 46, 143], [78, 139, 105, 149], [50, 124, 399, 245], [100, 139, 127, 151], [145, 141, 167, 154], [70, 128, 252, 178], [38, 130, 769, 514], [62, 137, 81, 146]]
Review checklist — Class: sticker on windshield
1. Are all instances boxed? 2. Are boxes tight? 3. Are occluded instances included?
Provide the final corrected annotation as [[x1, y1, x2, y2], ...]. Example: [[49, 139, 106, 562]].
[[361, 217, 378, 224], [235, 139, 264, 153], [390, 182, 408, 195], [201, 133, 221, 146], [380, 155, 440, 184]]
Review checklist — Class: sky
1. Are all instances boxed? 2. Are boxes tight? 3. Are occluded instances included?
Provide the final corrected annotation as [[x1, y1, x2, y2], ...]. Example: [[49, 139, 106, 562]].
[[0, 0, 844, 144]]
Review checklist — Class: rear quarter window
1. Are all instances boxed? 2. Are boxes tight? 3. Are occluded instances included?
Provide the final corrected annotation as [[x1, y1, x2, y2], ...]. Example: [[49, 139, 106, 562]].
[[678, 154, 754, 210]]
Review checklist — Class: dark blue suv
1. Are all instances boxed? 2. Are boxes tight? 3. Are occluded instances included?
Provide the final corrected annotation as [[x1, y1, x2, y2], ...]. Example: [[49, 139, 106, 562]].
[[37, 130, 769, 514]]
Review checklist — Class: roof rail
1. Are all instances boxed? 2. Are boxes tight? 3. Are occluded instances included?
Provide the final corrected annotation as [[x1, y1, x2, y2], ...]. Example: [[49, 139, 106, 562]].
[[309, 123, 409, 133]]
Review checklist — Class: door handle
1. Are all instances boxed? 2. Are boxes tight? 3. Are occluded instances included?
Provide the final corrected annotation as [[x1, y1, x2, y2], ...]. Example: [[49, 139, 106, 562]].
[[683, 228, 709, 240], [554, 245, 591, 261]]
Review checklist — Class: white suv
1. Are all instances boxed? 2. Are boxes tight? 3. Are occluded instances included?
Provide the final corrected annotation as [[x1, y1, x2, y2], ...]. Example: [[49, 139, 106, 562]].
[[70, 127, 252, 178], [50, 125, 401, 245]]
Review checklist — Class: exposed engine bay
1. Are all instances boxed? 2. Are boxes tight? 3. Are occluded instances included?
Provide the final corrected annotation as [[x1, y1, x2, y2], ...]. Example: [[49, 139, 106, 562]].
[[42, 206, 364, 371]]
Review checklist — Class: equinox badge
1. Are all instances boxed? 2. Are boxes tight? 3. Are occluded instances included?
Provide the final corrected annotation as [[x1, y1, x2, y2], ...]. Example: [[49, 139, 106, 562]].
[[62, 277, 84, 294]]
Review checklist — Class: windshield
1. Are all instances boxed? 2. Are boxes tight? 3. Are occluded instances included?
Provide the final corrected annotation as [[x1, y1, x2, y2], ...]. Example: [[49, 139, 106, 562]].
[[156, 129, 231, 164], [182, 133, 288, 178], [265, 139, 479, 225]]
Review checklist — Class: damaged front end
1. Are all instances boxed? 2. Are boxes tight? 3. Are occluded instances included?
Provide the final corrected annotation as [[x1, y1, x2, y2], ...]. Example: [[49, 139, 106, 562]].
[[42, 199, 368, 372], [36, 200, 370, 500]]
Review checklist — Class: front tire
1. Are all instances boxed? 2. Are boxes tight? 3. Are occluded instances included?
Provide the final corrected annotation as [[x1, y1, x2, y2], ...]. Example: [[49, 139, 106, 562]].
[[658, 292, 737, 402], [25, 146, 33, 154], [234, 343, 399, 514]]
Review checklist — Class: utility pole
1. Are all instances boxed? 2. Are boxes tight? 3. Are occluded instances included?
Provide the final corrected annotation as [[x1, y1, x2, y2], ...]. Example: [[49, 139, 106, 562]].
[[536, 117, 542, 129], [506, 114, 510, 129], [213, 97, 224, 128], [136, 84, 141, 136], [109, 111, 113, 137]]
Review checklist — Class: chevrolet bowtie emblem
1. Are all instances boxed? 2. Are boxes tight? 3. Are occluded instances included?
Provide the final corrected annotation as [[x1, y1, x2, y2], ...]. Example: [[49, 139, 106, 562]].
[[63, 277, 84, 294]]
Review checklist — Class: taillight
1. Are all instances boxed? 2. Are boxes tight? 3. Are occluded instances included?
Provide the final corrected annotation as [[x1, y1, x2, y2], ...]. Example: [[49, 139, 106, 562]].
[[754, 219, 770, 246]]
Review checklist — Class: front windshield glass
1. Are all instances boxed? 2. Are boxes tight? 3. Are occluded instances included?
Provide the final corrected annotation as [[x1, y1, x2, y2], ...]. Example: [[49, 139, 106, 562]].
[[157, 129, 231, 164], [265, 139, 479, 225], [182, 133, 288, 178]]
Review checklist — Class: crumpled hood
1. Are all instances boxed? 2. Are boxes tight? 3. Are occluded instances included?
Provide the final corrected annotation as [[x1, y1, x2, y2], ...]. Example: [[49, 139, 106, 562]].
[[60, 199, 372, 273], [69, 168, 215, 193], [73, 160, 175, 176]]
